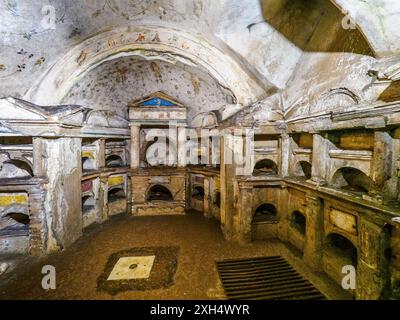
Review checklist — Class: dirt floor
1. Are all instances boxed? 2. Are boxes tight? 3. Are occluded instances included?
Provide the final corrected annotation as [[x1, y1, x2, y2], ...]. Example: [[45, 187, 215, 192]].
[[0, 212, 350, 300]]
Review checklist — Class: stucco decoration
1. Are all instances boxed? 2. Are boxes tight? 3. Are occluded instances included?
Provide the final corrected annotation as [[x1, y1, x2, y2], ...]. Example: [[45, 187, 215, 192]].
[[63, 57, 235, 122], [25, 26, 271, 108], [311, 88, 361, 115], [84, 110, 128, 129], [192, 111, 219, 128], [282, 52, 378, 120]]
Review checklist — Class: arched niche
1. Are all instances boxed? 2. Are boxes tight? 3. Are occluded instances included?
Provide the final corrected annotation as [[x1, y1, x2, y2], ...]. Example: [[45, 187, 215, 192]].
[[291, 211, 306, 236], [325, 233, 358, 267], [82, 157, 96, 172], [253, 203, 278, 224], [106, 155, 124, 168], [0, 159, 33, 179], [331, 167, 375, 194], [82, 195, 95, 213], [146, 185, 173, 202], [295, 161, 312, 179], [0, 212, 30, 237], [192, 186, 205, 201], [108, 187, 126, 203], [214, 192, 221, 208], [253, 159, 278, 176]]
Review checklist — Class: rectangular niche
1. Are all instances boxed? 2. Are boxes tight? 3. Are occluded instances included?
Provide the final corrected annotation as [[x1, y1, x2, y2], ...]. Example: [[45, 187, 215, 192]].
[[105, 139, 127, 168], [82, 138, 99, 173], [254, 134, 279, 153], [327, 130, 374, 151], [81, 179, 99, 228], [0, 137, 34, 179], [107, 174, 127, 216], [292, 133, 313, 149]]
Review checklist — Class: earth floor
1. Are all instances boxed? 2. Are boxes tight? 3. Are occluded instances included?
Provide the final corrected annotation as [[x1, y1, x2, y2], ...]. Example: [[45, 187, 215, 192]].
[[0, 211, 350, 300]]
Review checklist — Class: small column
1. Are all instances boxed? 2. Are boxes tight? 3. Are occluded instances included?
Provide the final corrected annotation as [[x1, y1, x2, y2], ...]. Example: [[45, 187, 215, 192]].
[[130, 124, 141, 169], [303, 194, 324, 271]]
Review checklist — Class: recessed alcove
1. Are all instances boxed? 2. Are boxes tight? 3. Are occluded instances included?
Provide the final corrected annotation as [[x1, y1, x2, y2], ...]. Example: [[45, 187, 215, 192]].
[[106, 155, 124, 168], [253, 159, 278, 176], [331, 167, 374, 195], [146, 185, 173, 202]]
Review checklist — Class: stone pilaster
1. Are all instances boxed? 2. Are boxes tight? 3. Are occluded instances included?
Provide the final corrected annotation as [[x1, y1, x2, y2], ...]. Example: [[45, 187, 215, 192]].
[[28, 185, 46, 256], [356, 217, 390, 300], [32, 137, 82, 253], [220, 132, 237, 241], [236, 184, 254, 243], [303, 194, 324, 271], [372, 131, 392, 187]]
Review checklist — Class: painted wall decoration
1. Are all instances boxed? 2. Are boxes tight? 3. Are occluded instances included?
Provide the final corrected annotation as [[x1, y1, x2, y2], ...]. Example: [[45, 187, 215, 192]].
[[62, 57, 234, 123], [142, 98, 176, 107], [0, 0, 398, 118]]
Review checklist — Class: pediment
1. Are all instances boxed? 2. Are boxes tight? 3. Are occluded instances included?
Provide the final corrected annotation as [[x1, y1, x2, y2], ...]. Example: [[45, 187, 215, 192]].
[[0, 97, 47, 121], [84, 110, 128, 128], [0, 97, 88, 126], [128, 92, 184, 108]]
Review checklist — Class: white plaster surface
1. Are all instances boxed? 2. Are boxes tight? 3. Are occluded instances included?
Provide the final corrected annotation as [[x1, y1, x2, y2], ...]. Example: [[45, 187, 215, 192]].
[[107, 256, 156, 281]]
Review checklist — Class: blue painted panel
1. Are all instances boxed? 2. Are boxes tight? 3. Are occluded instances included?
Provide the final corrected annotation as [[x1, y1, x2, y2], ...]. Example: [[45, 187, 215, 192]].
[[142, 97, 176, 107]]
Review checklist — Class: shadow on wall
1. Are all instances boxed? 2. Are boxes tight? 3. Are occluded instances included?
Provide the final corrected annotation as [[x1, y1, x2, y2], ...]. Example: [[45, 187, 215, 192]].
[[259, 0, 375, 56], [253, 159, 278, 176], [331, 167, 375, 194], [147, 185, 174, 202], [378, 81, 400, 102]]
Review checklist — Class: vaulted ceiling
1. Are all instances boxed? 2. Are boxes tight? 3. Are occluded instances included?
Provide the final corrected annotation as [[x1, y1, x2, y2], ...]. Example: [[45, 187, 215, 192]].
[[0, 0, 399, 119]]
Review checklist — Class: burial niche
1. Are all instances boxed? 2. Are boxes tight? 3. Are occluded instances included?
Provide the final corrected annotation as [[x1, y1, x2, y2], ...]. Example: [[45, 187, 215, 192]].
[[253, 203, 278, 223], [253, 159, 278, 176], [147, 185, 173, 202]]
